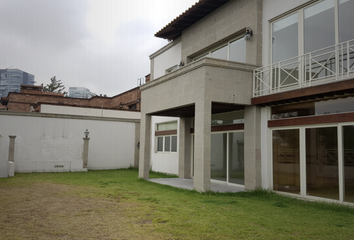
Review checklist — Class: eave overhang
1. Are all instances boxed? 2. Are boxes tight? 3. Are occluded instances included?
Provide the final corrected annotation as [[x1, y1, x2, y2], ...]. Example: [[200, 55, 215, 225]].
[[155, 0, 230, 41]]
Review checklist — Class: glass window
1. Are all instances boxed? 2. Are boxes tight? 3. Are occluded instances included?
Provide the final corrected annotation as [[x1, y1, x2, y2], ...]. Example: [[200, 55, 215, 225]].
[[211, 110, 244, 126], [271, 96, 354, 119], [171, 136, 177, 152], [211, 133, 227, 182], [273, 129, 300, 194], [194, 53, 209, 61], [343, 125, 354, 203], [306, 127, 338, 200], [157, 136, 163, 152], [229, 38, 246, 63], [304, 0, 335, 53], [165, 136, 171, 151], [229, 132, 244, 185], [156, 121, 177, 131], [211, 45, 228, 60], [272, 13, 298, 63], [339, 0, 354, 42]]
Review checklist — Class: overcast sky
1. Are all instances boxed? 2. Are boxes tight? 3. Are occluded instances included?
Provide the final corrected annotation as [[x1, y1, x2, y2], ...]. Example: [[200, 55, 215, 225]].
[[0, 0, 197, 97]]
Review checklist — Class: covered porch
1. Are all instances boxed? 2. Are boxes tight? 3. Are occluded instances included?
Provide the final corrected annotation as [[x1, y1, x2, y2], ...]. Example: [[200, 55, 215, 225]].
[[139, 58, 262, 192]]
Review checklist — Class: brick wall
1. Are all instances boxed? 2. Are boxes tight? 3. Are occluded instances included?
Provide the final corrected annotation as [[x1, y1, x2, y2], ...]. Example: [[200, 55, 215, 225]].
[[3, 85, 142, 112]]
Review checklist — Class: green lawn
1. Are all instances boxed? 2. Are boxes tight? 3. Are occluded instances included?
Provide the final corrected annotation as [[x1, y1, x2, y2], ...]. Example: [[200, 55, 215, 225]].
[[1, 168, 353, 239]]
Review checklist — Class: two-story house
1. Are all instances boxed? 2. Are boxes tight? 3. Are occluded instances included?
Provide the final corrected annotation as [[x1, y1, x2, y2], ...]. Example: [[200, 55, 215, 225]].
[[139, 0, 354, 205]]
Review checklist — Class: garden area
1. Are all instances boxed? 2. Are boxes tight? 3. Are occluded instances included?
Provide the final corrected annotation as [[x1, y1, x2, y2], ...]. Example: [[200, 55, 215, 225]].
[[0, 169, 353, 239]]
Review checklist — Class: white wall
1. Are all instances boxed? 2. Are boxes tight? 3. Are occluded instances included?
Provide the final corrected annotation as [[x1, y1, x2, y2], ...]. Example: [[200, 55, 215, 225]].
[[41, 105, 140, 119], [262, 0, 310, 66], [150, 116, 179, 175], [0, 112, 139, 177], [153, 42, 182, 79]]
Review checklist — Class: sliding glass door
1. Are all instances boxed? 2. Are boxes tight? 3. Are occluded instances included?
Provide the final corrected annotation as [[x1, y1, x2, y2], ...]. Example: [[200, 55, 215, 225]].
[[272, 124, 354, 203], [211, 131, 244, 185]]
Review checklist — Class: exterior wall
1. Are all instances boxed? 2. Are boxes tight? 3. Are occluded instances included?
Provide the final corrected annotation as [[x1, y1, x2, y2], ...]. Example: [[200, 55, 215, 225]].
[[3, 86, 141, 112], [150, 116, 179, 175], [111, 87, 141, 110], [262, 0, 310, 66], [8, 102, 31, 112], [0, 111, 139, 176], [181, 0, 262, 66], [150, 39, 182, 80], [40, 105, 140, 119]]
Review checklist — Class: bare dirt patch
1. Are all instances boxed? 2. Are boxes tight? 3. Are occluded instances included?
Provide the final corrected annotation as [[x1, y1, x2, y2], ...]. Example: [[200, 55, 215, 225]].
[[0, 183, 171, 240]]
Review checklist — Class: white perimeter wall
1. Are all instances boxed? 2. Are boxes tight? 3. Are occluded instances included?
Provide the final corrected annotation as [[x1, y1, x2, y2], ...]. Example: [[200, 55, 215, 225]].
[[150, 116, 179, 175], [0, 112, 139, 177], [153, 42, 182, 80], [41, 104, 140, 119]]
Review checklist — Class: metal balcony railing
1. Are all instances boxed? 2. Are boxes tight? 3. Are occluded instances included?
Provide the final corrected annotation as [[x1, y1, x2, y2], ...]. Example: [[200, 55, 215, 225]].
[[253, 39, 354, 97]]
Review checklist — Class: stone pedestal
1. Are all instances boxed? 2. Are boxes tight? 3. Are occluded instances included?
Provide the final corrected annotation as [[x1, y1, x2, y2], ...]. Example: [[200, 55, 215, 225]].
[[82, 137, 90, 168]]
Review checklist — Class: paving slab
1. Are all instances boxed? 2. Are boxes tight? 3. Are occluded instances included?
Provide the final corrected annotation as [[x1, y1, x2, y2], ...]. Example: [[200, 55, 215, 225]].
[[149, 178, 245, 193]]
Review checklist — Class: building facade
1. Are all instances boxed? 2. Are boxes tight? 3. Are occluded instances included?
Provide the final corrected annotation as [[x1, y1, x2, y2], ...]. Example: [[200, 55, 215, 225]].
[[0, 69, 35, 99], [139, 0, 354, 205]]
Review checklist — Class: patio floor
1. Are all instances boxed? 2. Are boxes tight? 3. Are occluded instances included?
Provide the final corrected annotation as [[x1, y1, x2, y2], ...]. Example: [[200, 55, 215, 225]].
[[149, 178, 245, 193]]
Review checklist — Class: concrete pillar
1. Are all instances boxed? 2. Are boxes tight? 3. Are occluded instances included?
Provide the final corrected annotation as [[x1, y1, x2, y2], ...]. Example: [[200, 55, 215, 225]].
[[244, 105, 262, 190], [134, 122, 140, 168], [8, 135, 16, 177], [8, 135, 16, 162], [82, 137, 90, 168], [138, 113, 151, 179], [193, 101, 211, 192], [178, 117, 192, 179]]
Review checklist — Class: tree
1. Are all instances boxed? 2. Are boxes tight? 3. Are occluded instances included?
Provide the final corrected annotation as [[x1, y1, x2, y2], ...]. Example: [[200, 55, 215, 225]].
[[42, 76, 67, 95]]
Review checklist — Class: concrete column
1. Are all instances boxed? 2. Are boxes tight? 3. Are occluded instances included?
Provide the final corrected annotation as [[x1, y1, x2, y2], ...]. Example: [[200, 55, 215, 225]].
[[82, 137, 90, 168], [8, 135, 16, 177], [244, 105, 262, 190], [178, 117, 192, 179], [8, 135, 16, 162], [193, 101, 211, 192], [134, 122, 140, 168], [138, 113, 151, 179]]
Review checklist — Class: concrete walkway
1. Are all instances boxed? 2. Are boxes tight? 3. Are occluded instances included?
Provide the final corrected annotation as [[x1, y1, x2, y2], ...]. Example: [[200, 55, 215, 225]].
[[149, 178, 245, 193]]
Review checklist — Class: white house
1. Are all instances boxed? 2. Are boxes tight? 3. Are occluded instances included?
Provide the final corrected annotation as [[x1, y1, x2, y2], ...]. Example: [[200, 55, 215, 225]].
[[139, 0, 354, 205]]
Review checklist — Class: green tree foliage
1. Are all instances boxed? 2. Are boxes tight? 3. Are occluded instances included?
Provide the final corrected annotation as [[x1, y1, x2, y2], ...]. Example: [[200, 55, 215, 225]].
[[42, 76, 67, 95]]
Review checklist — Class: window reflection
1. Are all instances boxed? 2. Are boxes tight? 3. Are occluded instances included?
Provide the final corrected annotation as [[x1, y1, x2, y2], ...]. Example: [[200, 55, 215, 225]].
[[306, 127, 338, 200], [211, 45, 228, 60], [272, 13, 298, 63], [211, 110, 244, 125], [229, 132, 244, 185], [230, 38, 246, 63], [211, 133, 227, 182], [343, 125, 354, 203], [271, 96, 354, 119], [273, 129, 300, 193]]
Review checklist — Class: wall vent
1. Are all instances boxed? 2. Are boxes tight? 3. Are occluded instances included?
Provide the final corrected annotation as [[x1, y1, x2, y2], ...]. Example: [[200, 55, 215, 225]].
[[54, 165, 64, 168]]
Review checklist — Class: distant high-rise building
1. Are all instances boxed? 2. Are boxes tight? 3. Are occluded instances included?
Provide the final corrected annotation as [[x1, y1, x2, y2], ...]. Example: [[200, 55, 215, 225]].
[[0, 68, 35, 99], [69, 87, 95, 99]]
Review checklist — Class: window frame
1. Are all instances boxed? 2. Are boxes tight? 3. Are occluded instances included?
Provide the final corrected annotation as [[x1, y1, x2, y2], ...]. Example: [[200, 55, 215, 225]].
[[270, 0, 351, 64], [156, 134, 178, 153], [193, 36, 246, 62]]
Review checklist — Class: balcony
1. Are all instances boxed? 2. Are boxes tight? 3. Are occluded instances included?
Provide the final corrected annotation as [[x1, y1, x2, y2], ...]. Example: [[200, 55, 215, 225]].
[[253, 39, 354, 97]]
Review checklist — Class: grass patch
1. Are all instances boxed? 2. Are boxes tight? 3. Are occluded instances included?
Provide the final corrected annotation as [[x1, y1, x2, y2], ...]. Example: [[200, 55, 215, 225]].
[[1, 169, 354, 239]]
